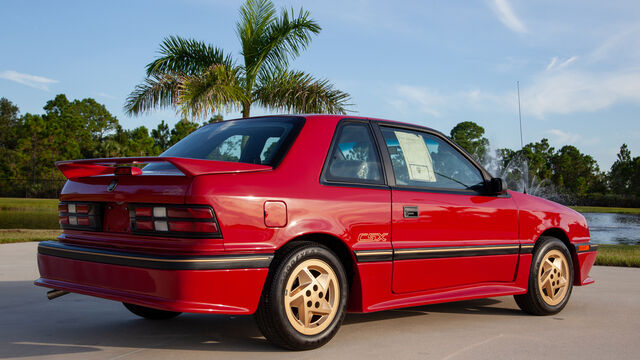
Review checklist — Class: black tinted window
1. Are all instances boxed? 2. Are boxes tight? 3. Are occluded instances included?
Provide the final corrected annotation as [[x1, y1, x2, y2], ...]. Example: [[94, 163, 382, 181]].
[[144, 117, 303, 172], [324, 123, 383, 184]]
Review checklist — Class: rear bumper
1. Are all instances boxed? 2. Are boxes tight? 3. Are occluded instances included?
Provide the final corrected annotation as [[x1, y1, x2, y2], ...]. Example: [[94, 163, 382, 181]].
[[35, 241, 272, 314]]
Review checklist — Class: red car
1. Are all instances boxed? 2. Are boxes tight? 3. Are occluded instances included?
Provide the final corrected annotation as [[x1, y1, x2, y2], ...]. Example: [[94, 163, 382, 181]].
[[36, 115, 597, 350]]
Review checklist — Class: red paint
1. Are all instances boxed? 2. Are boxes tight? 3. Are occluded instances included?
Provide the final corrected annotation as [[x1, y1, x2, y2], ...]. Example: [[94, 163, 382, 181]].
[[264, 201, 287, 227], [36, 254, 267, 314], [56, 157, 272, 179], [37, 115, 596, 316], [391, 190, 519, 293], [103, 203, 131, 233]]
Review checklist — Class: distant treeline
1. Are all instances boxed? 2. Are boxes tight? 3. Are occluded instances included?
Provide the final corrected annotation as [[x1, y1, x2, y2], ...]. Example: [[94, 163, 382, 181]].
[[1, 95, 639, 206], [450, 121, 640, 207], [0, 95, 220, 197]]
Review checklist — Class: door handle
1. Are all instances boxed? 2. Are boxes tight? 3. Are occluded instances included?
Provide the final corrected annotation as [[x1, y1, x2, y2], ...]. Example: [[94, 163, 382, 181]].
[[403, 206, 419, 218]]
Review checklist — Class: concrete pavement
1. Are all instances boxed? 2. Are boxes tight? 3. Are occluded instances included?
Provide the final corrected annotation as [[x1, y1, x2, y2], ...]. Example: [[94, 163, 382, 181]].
[[1, 242, 639, 360]]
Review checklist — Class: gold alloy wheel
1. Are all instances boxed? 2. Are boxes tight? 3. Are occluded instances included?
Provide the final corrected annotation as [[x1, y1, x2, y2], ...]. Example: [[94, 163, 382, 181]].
[[537, 249, 570, 306], [284, 259, 340, 336]]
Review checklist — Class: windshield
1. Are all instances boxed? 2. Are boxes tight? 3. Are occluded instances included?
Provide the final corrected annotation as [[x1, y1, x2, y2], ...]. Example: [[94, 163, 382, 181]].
[[144, 116, 304, 173]]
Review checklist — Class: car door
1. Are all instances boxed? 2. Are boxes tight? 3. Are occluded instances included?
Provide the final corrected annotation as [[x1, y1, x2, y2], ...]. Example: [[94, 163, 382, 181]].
[[374, 123, 519, 294]]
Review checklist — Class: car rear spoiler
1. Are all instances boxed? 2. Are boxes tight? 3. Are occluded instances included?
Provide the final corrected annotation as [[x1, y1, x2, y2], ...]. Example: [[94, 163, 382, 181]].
[[55, 157, 272, 179]]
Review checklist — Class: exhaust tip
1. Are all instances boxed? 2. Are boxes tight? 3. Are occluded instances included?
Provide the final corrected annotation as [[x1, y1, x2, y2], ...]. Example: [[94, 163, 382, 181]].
[[47, 289, 69, 300]]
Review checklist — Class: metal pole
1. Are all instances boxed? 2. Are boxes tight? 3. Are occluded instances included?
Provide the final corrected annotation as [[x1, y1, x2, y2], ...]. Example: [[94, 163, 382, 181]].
[[517, 81, 523, 149], [517, 81, 526, 194]]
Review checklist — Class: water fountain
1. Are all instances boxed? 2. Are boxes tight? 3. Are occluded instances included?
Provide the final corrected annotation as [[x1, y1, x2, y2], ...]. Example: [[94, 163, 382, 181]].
[[484, 151, 565, 202]]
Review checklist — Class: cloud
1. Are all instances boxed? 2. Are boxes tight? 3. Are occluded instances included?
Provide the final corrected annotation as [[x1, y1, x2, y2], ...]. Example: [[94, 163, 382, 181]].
[[547, 129, 581, 144], [587, 24, 640, 64], [390, 85, 446, 117], [546, 129, 600, 148], [392, 28, 640, 121], [0, 70, 58, 91], [545, 57, 558, 71], [489, 0, 527, 33], [522, 68, 640, 117], [392, 67, 640, 120], [546, 56, 578, 71]]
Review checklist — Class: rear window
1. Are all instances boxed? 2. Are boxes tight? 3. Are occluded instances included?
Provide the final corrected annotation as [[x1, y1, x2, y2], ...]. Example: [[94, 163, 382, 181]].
[[144, 117, 304, 172]]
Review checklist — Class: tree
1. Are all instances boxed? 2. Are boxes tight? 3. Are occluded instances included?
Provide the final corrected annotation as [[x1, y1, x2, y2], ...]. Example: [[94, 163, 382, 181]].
[[151, 120, 170, 152], [206, 114, 224, 124], [519, 138, 555, 182], [15, 113, 56, 183], [631, 157, 640, 197], [449, 121, 489, 162], [170, 120, 199, 146], [123, 126, 157, 157], [609, 144, 633, 194], [551, 145, 601, 195], [42, 94, 118, 159], [125, 0, 350, 119], [0, 98, 21, 178], [0, 97, 20, 150]]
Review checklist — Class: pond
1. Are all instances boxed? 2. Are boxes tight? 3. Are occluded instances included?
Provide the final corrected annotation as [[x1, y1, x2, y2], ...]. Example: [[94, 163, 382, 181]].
[[581, 212, 640, 245]]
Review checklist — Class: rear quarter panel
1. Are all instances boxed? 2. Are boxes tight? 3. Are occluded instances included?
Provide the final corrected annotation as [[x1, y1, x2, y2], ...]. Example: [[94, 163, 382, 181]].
[[186, 115, 391, 253]]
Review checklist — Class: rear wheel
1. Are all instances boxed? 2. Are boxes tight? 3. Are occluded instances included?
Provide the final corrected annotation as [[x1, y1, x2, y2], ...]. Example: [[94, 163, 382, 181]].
[[515, 237, 573, 315], [123, 303, 182, 320], [255, 242, 348, 350]]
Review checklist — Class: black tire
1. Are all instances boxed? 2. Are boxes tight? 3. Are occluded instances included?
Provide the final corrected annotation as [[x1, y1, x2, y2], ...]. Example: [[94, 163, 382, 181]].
[[255, 241, 349, 350], [515, 236, 574, 315], [123, 303, 182, 320]]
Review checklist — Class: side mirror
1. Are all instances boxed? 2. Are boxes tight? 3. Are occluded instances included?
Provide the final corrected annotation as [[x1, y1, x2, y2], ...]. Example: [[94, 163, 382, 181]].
[[486, 177, 507, 195]]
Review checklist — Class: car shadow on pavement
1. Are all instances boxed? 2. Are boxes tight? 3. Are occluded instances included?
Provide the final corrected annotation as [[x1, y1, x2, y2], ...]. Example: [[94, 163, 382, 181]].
[[2, 282, 525, 358], [1, 281, 285, 358], [2, 313, 281, 358]]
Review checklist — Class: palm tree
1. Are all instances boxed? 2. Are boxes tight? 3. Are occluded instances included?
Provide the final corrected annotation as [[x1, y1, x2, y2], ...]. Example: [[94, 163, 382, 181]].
[[125, 0, 351, 119]]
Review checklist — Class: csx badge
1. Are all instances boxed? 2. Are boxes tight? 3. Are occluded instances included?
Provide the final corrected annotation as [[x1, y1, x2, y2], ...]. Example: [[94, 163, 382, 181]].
[[107, 179, 118, 192], [357, 233, 388, 242]]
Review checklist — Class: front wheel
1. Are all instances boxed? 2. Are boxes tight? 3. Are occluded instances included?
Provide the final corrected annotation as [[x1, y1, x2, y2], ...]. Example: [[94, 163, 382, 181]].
[[255, 242, 348, 350], [515, 236, 574, 315], [123, 303, 182, 320]]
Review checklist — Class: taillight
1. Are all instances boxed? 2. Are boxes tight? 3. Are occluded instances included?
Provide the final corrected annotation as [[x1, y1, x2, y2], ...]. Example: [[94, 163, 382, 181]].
[[130, 204, 221, 238], [59, 202, 101, 231]]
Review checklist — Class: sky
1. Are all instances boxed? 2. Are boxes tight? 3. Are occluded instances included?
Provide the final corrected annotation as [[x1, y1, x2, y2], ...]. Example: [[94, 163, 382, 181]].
[[2, 0, 639, 170]]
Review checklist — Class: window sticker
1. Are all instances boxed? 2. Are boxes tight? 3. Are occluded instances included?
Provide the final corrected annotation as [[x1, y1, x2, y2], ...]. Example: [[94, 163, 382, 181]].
[[394, 131, 436, 182]]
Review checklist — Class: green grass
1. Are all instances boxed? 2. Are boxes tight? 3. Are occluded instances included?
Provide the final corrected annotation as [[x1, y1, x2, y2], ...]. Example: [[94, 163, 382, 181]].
[[570, 206, 640, 214], [0, 197, 59, 211], [0, 197, 60, 229], [0, 229, 62, 244], [595, 244, 640, 267]]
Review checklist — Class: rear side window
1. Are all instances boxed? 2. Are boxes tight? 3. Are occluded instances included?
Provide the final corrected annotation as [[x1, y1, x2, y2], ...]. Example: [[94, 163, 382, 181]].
[[144, 117, 304, 172], [381, 127, 484, 190], [323, 122, 384, 184]]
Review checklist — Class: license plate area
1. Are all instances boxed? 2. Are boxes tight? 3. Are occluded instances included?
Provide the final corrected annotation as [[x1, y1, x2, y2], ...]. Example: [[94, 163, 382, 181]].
[[103, 203, 131, 233]]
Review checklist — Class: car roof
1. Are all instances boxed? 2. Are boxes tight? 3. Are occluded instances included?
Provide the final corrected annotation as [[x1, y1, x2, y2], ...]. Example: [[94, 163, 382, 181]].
[[223, 114, 441, 135]]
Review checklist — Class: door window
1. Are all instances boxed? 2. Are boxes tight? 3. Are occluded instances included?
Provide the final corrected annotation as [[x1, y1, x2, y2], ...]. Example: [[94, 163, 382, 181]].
[[324, 123, 384, 184], [381, 127, 484, 190]]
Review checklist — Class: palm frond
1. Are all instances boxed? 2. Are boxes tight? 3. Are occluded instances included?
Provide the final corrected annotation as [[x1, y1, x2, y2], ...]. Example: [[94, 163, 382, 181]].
[[254, 70, 351, 114], [257, 7, 320, 76], [146, 35, 233, 76], [178, 64, 247, 119], [124, 74, 181, 115], [237, 0, 277, 74]]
